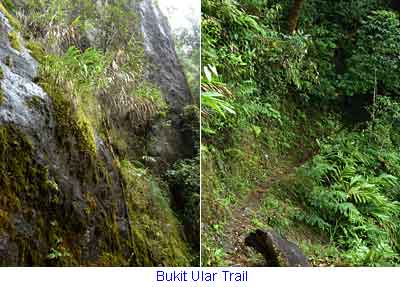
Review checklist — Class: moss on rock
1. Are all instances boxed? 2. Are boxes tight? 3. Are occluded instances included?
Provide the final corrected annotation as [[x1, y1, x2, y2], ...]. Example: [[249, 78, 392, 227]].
[[26, 96, 42, 110], [0, 124, 65, 265], [0, 125, 43, 197], [97, 252, 128, 266], [26, 41, 46, 63], [0, 2, 21, 30], [0, 89, 4, 105], [39, 81, 97, 161], [8, 31, 21, 51], [0, 0, 197, 267], [120, 160, 191, 266]]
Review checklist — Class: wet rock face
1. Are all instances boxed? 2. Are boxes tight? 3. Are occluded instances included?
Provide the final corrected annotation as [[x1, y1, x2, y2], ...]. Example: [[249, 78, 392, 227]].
[[138, 0, 192, 113], [245, 229, 311, 267], [138, 0, 196, 170], [0, 64, 48, 129], [0, 10, 131, 266], [0, 10, 45, 129], [0, 1, 195, 266], [0, 12, 37, 80], [136, 1, 199, 257]]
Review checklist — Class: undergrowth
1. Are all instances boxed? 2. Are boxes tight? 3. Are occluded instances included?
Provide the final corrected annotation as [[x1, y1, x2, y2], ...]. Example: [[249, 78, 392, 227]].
[[201, 0, 400, 266]]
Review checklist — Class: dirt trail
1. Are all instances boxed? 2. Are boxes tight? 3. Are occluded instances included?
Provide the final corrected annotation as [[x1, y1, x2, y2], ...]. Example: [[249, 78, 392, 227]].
[[223, 158, 310, 266]]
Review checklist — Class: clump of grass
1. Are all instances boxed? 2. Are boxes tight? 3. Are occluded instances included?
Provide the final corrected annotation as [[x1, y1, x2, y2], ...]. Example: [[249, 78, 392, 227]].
[[8, 31, 22, 51], [26, 40, 45, 63], [2, 0, 15, 12], [0, 2, 21, 30]]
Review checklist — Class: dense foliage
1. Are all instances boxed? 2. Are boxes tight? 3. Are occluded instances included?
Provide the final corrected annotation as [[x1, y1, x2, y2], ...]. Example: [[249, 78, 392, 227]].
[[202, 0, 400, 266]]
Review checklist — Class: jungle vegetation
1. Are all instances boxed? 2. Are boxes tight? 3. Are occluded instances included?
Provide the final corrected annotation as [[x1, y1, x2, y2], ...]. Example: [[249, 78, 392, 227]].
[[201, 0, 400, 266]]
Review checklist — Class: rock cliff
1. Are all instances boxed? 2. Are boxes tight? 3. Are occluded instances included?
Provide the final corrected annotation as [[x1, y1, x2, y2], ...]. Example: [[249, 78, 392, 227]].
[[0, 0, 197, 266]]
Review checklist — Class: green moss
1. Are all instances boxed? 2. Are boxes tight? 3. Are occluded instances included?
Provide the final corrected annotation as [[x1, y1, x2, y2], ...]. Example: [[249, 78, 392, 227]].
[[0, 125, 56, 208], [26, 40, 46, 63], [37, 50, 99, 161], [76, 109, 97, 156], [2, 0, 15, 12], [84, 192, 97, 215], [120, 160, 191, 266], [26, 96, 42, 110], [108, 127, 129, 157], [97, 252, 127, 266], [0, 68, 4, 105], [0, 209, 10, 232], [0, 2, 21, 30], [39, 82, 97, 160], [0, 125, 63, 265], [8, 31, 22, 52], [45, 221, 79, 266], [0, 89, 4, 105]]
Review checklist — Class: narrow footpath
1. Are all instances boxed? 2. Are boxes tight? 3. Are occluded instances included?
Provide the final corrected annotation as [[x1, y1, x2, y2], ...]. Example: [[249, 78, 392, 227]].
[[223, 154, 314, 266]]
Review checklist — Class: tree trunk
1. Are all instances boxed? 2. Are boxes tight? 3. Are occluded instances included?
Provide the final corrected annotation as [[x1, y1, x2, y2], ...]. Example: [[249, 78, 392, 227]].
[[288, 0, 305, 34]]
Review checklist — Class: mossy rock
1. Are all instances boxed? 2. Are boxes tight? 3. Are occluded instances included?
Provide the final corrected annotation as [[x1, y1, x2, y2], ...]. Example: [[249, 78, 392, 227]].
[[0, 89, 4, 105], [26, 41, 46, 63], [97, 252, 128, 266], [39, 81, 97, 161], [0, 2, 21, 30], [120, 160, 191, 266], [0, 125, 46, 197], [0, 125, 61, 265], [8, 31, 21, 51], [0, 124, 123, 266], [26, 96, 42, 110]]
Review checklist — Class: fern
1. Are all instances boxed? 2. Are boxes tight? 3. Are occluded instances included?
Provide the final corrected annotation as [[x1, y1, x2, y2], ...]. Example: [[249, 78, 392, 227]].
[[201, 92, 236, 119], [295, 127, 400, 265]]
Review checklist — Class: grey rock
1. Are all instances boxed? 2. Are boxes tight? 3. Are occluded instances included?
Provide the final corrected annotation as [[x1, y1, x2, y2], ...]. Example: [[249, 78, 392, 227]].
[[0, 11, 38, 80], [245, 229, 311, 267], [138, 0, 192, 113], [0, 1, 194, 266], [0, 8, 131, 266], [0, 233, 19, 265], [0, 63, 48, 128], [0, 10, 48, 133], [13, 215, 34, 238], [137, 0, 197, 170]]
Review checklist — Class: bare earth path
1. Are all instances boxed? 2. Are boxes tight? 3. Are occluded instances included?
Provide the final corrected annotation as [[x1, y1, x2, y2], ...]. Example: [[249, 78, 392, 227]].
[[222, 157, 311, 266]]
